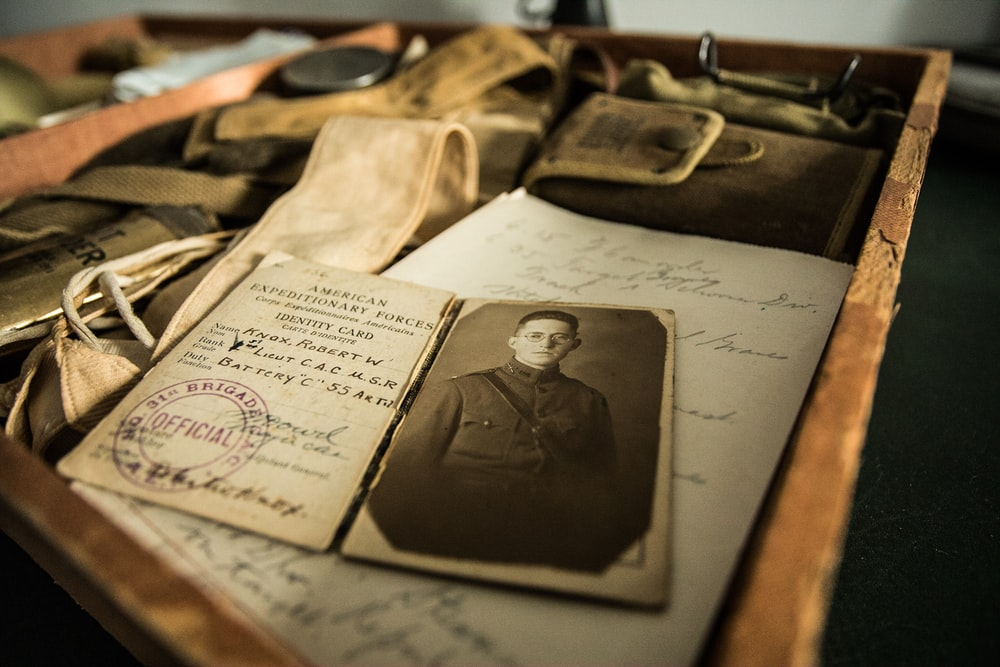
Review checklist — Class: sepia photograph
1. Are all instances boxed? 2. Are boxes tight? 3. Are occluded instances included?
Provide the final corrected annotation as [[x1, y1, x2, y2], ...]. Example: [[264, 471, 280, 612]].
[[344, 300, 675, 605]]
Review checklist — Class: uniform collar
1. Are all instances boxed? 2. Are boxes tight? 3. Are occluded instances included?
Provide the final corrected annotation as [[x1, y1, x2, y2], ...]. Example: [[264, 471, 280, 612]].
[[502, 357, 562, 384]]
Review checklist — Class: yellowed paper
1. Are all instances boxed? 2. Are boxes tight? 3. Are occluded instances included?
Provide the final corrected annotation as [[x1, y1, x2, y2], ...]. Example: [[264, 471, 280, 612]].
[[58, 253, 455, 550], [68, 192, 854, 666]]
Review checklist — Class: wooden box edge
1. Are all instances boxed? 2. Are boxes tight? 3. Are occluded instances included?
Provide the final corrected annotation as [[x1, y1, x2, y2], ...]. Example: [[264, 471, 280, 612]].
[[0, 16, 952, 666]]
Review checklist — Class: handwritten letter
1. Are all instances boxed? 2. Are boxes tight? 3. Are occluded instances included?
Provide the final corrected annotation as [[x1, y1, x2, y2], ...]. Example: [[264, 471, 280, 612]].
[[74, 193, 854, 665]]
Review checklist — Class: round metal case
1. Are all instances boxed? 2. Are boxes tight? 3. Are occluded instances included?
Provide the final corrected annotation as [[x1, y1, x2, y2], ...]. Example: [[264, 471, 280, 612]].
[[280, 45, 395, 94]]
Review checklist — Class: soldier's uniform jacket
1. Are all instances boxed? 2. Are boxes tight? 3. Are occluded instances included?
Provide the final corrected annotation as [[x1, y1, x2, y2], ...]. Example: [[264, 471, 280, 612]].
[[367, 356, 622, 571], [433, 357, 617, 483]]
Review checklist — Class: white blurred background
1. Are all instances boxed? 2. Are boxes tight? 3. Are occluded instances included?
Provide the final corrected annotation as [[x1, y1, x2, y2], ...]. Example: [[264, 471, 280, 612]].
[[1, 0, 998, 47]]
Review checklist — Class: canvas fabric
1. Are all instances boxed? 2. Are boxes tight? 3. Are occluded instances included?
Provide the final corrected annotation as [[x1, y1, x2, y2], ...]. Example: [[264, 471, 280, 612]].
[[209, 25, 610, 203], [525, 93, 885, 259], [615, 59, 906, 151], [2, 115, 478, 458], [2, 25, 600, 458], [2, 230, 234, 458]]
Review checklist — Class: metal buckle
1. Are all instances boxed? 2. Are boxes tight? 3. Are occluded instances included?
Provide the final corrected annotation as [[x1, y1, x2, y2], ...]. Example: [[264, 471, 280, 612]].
[[697, 32, 861, 103]]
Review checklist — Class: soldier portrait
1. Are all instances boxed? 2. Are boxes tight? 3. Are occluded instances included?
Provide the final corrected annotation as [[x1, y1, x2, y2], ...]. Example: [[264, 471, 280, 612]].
[[365, 301, 667, 573]]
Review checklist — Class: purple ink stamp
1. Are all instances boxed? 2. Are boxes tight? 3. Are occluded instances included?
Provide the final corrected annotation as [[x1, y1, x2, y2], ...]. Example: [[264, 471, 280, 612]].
[[112, 379, 269, 491]]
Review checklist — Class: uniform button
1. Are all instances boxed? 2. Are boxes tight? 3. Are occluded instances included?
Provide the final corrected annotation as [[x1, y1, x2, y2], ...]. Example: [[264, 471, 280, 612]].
[[482, 419, 493, 427]]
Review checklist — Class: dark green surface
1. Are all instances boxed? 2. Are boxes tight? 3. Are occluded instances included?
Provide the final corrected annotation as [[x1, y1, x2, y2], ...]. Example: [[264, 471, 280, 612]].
[[822, 136, 1000, 665], [1, 126, 997, 667]]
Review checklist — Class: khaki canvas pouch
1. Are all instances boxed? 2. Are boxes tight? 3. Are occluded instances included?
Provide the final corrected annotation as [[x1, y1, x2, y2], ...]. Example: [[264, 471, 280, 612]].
[[3, 115, 478, 458], [524, 93, 885, 259]]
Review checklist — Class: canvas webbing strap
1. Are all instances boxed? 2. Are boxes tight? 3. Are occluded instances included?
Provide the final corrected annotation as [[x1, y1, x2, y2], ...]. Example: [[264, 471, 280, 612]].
[[0, 166, 280, 253], [41, 166, 279, 218], [0, 25, 582, 253], [212, 25, 559, 141], [0, 199, 122, 253], [152, 114, 478, 360], [616, 58, 906, 150]]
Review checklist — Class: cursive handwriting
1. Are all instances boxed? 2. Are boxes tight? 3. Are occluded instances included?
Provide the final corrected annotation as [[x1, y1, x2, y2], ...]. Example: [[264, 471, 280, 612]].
[[674, 405, 738, 422], [481, 283, 562, 302], [674, 471, 708, 485], [677, 330, 789, 361], [132, 463, 308, 517], [330, 585, 520, 666], [489, 218, 830, 313], [175, 523, 328, 624], [516, 264, 612, 297], [757, 293, 820, 310], [224, 410, 353, 459], [163, 512, 522, 666], [495, 236, 823, 312]]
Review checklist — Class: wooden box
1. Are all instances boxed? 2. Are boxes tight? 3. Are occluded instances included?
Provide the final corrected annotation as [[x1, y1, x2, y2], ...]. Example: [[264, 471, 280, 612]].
[[0, 14, 949, 666]]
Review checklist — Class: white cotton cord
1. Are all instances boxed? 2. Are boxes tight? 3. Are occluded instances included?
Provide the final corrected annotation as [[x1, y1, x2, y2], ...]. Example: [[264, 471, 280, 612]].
[[99, 269, 157, 349], [62, 271, 104, 349], [60, 232, 235, 352]]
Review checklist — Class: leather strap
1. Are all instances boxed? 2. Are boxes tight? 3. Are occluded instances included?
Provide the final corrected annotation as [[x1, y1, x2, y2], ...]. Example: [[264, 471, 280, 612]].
[[480, 371, 550, 472]]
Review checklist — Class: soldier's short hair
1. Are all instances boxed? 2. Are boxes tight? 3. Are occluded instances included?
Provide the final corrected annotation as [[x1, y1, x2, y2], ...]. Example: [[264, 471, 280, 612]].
[[515, 310, 579, 333]]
